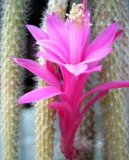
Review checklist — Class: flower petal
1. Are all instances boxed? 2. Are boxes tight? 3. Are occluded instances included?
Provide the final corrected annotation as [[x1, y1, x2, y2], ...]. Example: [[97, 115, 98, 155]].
[[46, 14, 69, 51], [112, 30, 123, 43], [37, 39, 68, 62], [26, 25, 48, 40], [12, 57, 61, 89], [50, 102, 73, 123], [68, 12, 91, 63], [37, 51, 64, 65], [84, 47, 112, 63], [64, 63, 88, 76], [85, 65, 102, 73], [46, 61, 61, 80], [80, 81, 129, 104], [87, 23, 118, 52], [18, 86, 63, 104], [81, 90, 108, 117], [68, 17, 90, 63]]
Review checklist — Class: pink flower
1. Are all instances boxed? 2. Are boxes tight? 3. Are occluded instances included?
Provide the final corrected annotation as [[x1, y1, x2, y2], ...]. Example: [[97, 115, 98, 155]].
[[12, 2, 129, 159], [27, 12, 122, 77]]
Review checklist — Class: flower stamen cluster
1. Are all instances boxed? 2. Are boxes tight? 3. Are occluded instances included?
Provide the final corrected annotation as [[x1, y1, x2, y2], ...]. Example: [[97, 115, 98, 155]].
[[68, 3, 87, 26]]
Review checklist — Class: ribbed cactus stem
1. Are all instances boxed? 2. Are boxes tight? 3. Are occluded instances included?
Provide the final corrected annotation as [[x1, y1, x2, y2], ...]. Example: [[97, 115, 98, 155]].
[[35, 81, 55, 160], [35, 1, 68, 160], [91, 1, 129, 160], [47, 0, 68, 18], [0, 0, 26, 160]]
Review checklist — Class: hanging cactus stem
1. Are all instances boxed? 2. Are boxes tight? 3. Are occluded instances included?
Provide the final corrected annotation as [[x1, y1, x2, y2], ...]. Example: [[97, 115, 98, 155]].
[[35, 1, 68, 160], [0, 0, 27, 160], [91, 1, 129, 160]]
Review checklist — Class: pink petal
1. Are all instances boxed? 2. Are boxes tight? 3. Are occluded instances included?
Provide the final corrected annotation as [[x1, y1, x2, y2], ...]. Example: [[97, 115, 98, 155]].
[[37, 40, 68, 62], [60, 66, 83, 105], [37, 51, 64, 65], [46, 61, 61, 80], [64, 63, 88, 76], [50, 102, 73, 124], [87, 23, 118, 53], [68, 15, 90, 63], [81, 80, 129, 116], [46, 14, 69, 51], [84, 47, 112, 63], [69, 24, 82, 63], [81, 90, 108, 117], [85, 65, 102, 73], [26, 25, 48, 40], [18, 86, 62, 104], [80, 81, 129, 104], [12, 58, 61, 89], [112, 30, 123, 43]]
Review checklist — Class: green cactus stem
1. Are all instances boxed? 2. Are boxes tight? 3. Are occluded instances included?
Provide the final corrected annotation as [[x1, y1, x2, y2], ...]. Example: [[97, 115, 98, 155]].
[[0, 0, 27, 160], [35, 1, 68, 160], [91, 1, 129, 160]]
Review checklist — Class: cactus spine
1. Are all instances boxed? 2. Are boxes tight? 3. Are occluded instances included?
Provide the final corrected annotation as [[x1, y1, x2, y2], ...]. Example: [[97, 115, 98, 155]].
[[0, 0, 27, 160], [91, 1, 129, 160], [35, 1, 68, 160]]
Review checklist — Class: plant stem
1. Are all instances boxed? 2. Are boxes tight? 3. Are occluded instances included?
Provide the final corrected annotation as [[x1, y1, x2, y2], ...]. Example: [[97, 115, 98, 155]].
[[35, 1, 68, 160], [0, 0, 27, 159], [91, 0, 129, 160]]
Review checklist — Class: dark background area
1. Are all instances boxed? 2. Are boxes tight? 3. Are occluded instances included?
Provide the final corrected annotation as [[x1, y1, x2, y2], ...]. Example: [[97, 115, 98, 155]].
[[28, 0, 48, 26], [24, 0, 48, 108]]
